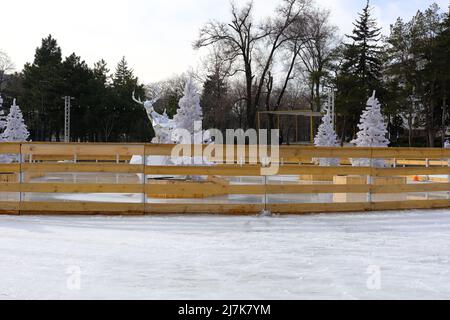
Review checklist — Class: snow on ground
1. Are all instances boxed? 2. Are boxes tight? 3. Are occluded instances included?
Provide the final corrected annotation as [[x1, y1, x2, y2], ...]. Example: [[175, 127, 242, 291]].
[[1, 210, 450, 300]]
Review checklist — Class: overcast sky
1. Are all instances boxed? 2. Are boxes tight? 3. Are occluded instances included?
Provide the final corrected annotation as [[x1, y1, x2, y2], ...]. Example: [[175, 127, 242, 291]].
[[1, 0, 448, 83]]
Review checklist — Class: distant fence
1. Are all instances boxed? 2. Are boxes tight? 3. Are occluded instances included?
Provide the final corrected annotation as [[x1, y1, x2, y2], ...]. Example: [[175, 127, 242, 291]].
[[0, 142, 450, 215]]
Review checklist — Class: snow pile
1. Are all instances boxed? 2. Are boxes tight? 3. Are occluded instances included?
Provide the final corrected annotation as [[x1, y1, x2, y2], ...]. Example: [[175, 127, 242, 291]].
[[314, 106, 339, 166], [351, 91, 389, 167]]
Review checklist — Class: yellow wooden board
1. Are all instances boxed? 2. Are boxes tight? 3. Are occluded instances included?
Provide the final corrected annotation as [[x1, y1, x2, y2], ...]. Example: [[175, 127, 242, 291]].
[[2, 199, 450, 215], [19, 201, 144, 215], [0, 183, 143, 193], [0, 143, 21, 154], [22, 163, 143, 173]]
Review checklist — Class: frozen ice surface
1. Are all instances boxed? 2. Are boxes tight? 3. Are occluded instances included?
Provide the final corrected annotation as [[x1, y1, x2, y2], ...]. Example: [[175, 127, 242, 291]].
[[1, 210, 450, 300]]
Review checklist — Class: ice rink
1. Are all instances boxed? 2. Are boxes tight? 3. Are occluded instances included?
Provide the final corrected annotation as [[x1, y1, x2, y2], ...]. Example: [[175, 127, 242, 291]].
[[1, 210, 450, 300]]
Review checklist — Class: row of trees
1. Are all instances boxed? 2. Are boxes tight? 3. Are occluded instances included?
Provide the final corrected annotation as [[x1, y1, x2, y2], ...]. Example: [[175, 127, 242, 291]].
[[0, 0, 449, 146], [383, 3, 450, 147], [336, 1, 450, 147], [1, 36, 149, 142], [192, 0, 449, 147], [314, 91, 389, 167]]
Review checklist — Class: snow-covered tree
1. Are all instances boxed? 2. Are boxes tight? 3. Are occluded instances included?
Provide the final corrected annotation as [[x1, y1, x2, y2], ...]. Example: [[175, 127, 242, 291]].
[[0, 94, 6, 162], [351, 91, 389, 167], [0, 108, 7, 162], [0, 94, 5, 134], [0, 110, 6, 135], [0, 99, 29, 162], [1, 99, 29, 142], [314, 106, 339, 166], [173, 77, 203, 134]]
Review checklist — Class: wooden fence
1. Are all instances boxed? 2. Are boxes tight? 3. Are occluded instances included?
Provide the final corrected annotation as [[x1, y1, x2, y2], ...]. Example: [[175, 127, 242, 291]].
[[0, 142, 450, 215]]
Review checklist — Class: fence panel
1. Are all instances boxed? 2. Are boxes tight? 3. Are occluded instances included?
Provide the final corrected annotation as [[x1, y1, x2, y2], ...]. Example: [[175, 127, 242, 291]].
[[1, 142, 450, 215]]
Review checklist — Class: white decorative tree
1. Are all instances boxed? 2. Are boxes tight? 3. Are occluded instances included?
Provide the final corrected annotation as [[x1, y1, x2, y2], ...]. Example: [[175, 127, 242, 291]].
[[0, 94, 5, 134], [173, 77, 203, 135], [0, 99, 29, 162], [0, 110, 6, 134], [314, 105, 339, 166], [1, 99, 29, 142], [351, 91, 389, 167], [0, 108, 6, 163]]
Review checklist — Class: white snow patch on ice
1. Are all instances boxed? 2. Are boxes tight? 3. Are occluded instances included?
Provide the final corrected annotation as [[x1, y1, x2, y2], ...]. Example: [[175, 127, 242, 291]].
[[1, 210, 450, 299]]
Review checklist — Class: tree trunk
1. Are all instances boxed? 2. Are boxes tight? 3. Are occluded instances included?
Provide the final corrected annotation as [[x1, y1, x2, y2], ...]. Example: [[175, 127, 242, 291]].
[[245, 63, 255, 129], [340, 115, 347, 146], [426, 102, 435, 147], [408, 97, 414, 147], [314, 72, 321, 112]]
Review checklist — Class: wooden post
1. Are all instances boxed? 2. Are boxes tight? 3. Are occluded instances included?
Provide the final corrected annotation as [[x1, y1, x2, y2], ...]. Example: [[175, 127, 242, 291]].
[[295, 115, 298, 143], [310, 113, 314, 144]]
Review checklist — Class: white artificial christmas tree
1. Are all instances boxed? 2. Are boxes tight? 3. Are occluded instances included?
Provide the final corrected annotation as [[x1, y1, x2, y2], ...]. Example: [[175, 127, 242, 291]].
[[0, 94, 5, 134], [314, 105, 340, 166], [351, 91, 389, 167], [0, 109, 7, 163], [1, 99, 29, 142], [173, 77, 203, 135], [0, 99, 29, 162], [0, 110, 6, 134]]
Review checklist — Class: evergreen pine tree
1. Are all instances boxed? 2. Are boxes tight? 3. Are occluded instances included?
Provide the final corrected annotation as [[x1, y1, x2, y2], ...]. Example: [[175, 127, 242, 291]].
[[351, 91, 389, 167], [201, 72, 232, 132], [173, 77, 203, 134], [22, 34, 63, 141], [93, 59, 110, 85], [338, 0, 383, 139], [113, 56, 134, 87], [314, 106, 339, 166], [111, 56, 149, 142], [343, 0, 382, 89]]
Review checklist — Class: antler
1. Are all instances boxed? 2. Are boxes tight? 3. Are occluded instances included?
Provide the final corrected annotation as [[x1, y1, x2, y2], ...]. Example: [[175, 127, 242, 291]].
[[132, 90, 144, 105]]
